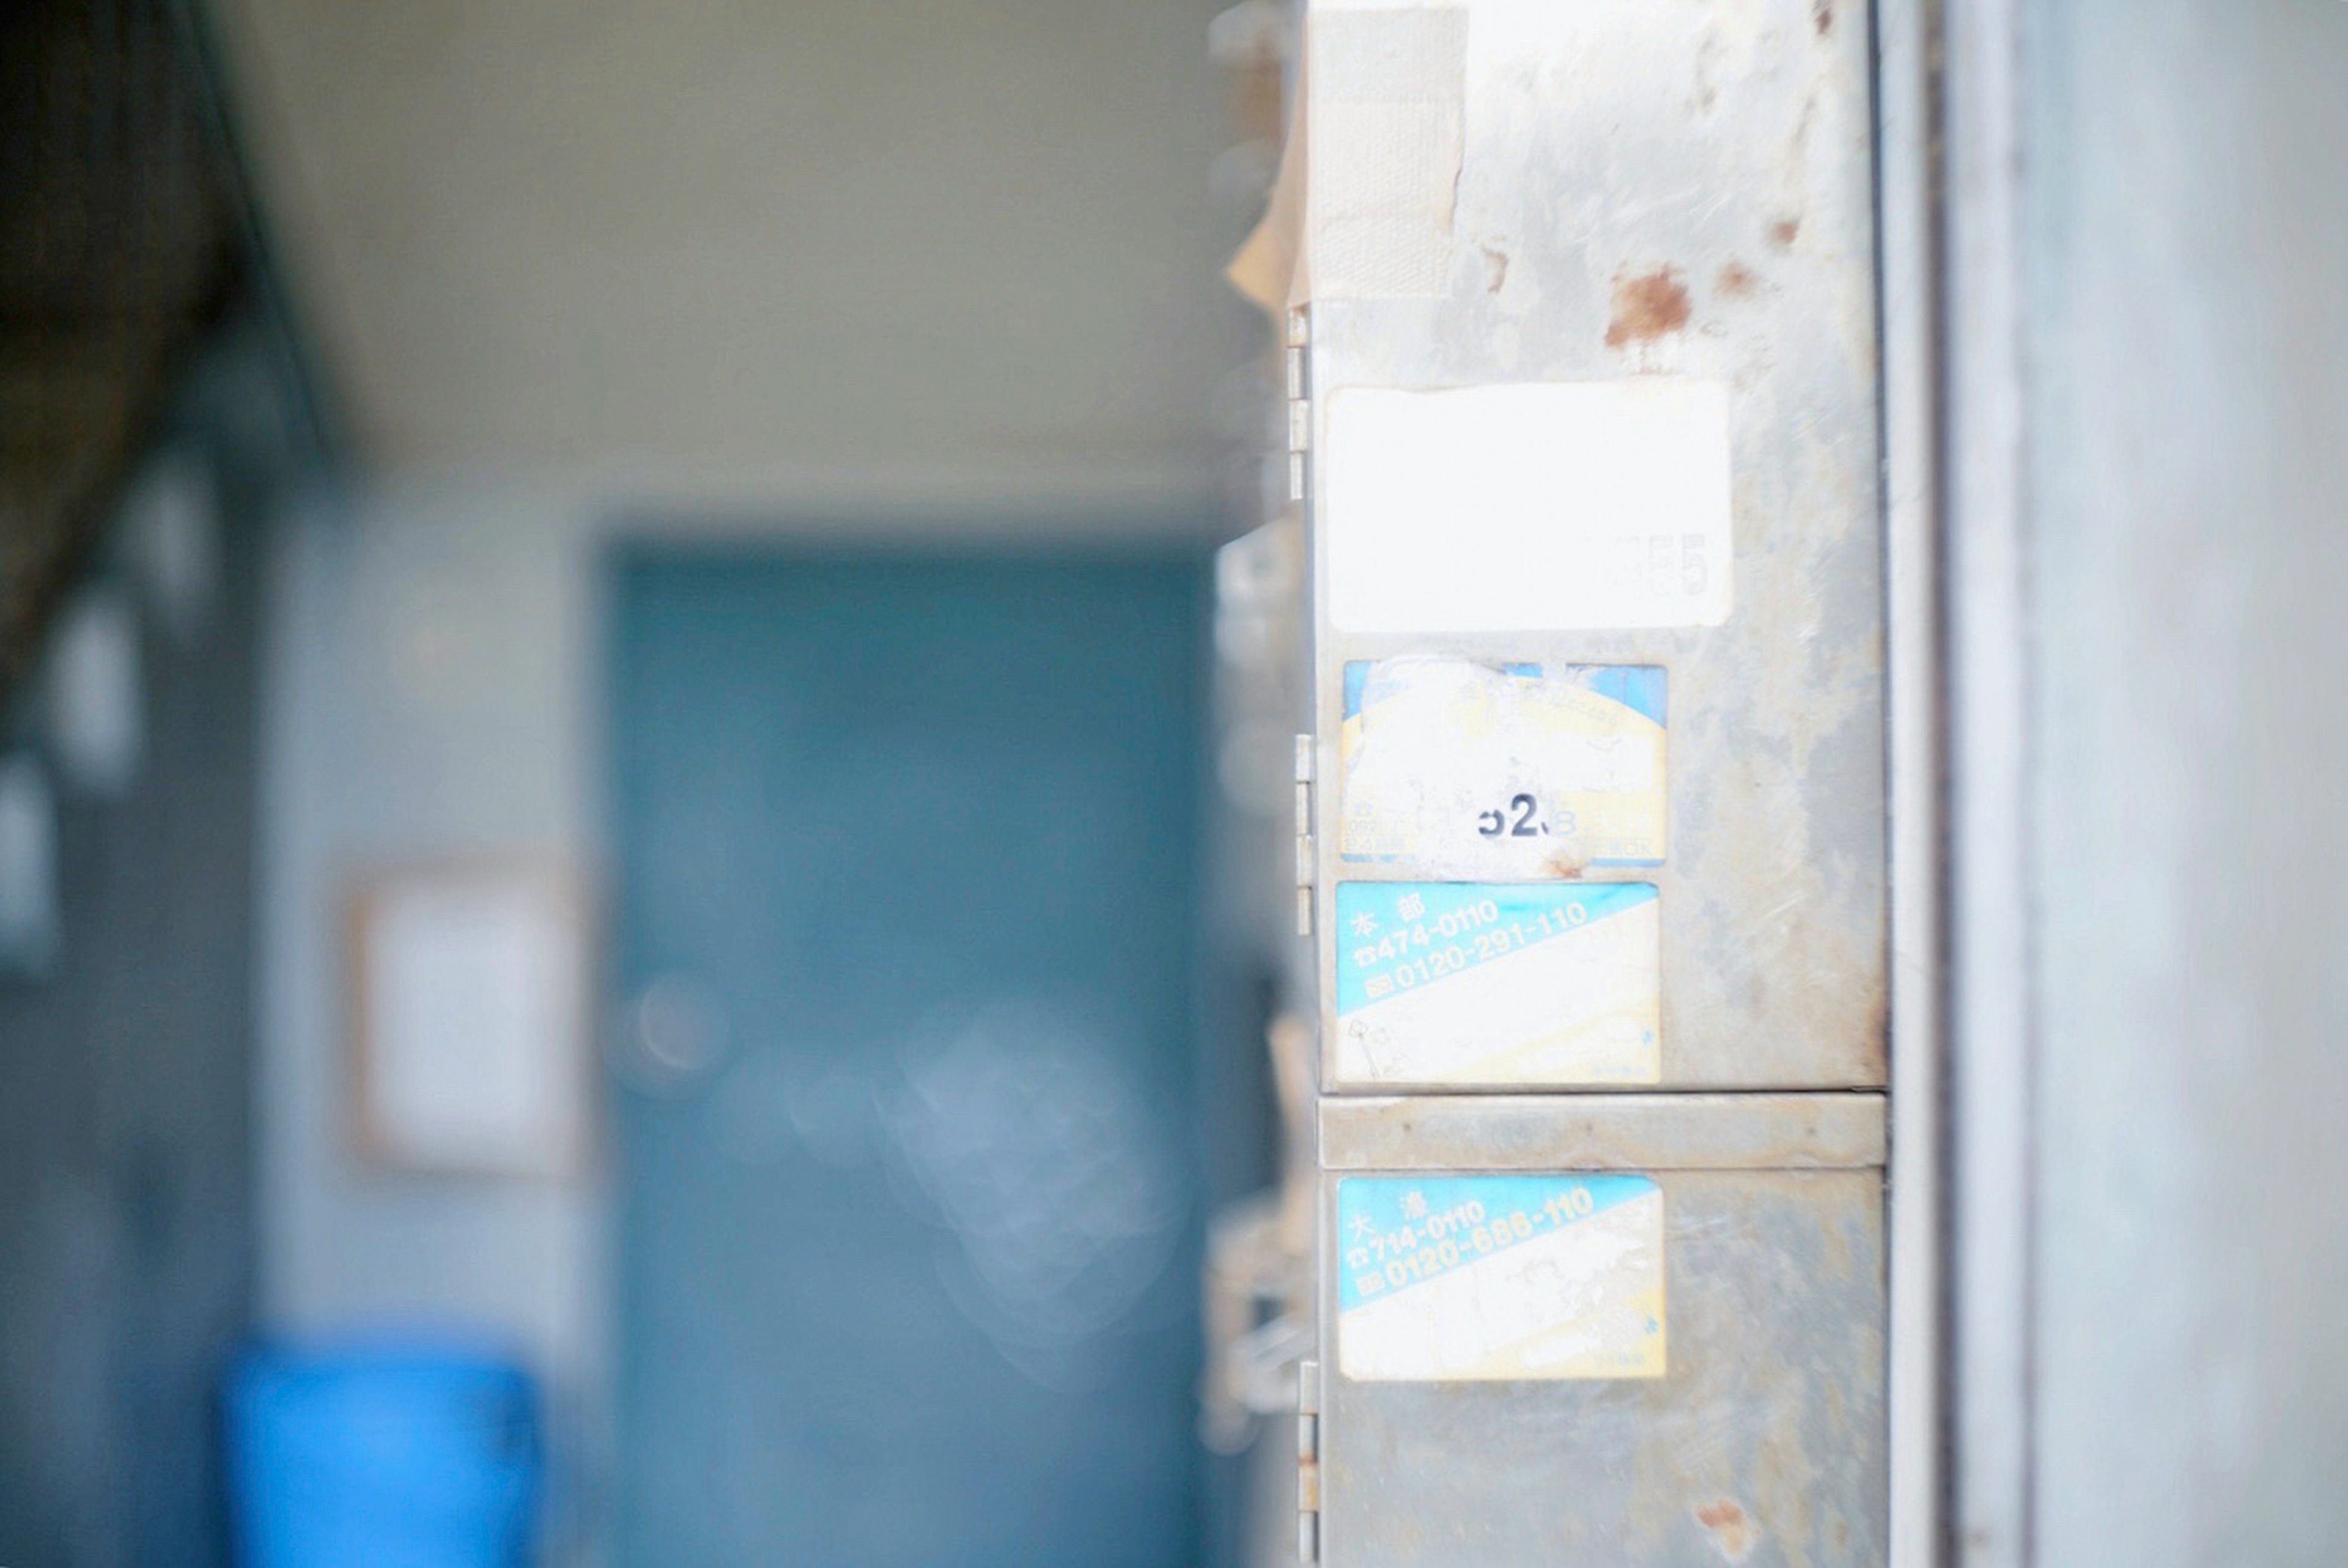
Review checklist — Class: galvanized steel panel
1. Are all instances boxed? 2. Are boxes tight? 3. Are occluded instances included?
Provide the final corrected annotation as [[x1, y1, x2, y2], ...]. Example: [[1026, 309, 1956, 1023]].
[[1318, 1166, 1888, 1567], [1305, 0, 1885, 1092]]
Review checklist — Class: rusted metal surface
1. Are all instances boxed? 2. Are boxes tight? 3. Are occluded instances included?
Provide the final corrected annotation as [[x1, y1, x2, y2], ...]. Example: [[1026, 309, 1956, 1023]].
[[1319, 1166, 1887, 1567], [1319, 1093, 1886, 1174], [1303, 0, 1886, 1092]]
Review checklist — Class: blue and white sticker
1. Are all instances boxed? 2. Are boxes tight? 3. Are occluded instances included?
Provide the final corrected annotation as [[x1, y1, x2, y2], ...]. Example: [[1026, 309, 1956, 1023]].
[[1338, 660, 1667, 867], [1334, 882, 1661, 1086], [1338, 1175, 1667, 1382]]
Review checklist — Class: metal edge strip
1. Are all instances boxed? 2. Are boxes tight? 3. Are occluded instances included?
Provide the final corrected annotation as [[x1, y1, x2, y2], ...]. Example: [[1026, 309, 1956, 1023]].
[[1318, 1092, 1889, 1172], [1875, 0, 1950, 1563]]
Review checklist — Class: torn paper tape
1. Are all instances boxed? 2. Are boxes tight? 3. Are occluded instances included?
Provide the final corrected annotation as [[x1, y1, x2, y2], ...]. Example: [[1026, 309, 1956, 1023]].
[[1305, 7, 1468, 299]]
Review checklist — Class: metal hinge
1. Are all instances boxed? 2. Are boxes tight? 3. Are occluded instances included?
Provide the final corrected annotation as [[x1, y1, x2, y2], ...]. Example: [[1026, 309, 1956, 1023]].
[[1286, 306, 1312, 502], [1296, 1356, 1322, 1562], [1294, 734, 1315, 936]]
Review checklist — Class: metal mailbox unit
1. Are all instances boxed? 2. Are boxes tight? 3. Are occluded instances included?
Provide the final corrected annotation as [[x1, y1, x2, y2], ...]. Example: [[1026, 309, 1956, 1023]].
[[1286, 1, 1895, 1562], [1309, 1101, 1887, 1566]]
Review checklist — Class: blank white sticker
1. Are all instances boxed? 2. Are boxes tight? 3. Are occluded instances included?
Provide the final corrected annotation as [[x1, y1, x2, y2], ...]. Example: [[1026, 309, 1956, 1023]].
[[1324, 381, 1733, 632]]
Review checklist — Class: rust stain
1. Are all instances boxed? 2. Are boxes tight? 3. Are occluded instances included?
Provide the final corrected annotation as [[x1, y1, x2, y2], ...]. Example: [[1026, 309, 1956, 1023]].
[[1695, 1500, 1762, 1563], [1812, 0, 1833, 36], [1752, 1408, 1818, 1568], [1604, 267, 1693, 350], [1767, 216, 1802, 251], [1717, 261, 1762, 298], [1541, 845, 1587, 880]]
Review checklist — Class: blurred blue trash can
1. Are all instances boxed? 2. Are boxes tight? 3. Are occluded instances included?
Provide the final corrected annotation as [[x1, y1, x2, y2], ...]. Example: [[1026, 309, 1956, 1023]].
[[227, 1338, 542, 1568]]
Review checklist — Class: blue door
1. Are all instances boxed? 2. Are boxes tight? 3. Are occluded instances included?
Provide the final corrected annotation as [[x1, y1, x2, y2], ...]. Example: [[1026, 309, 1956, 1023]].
[[606, 550, 1206, 1566]]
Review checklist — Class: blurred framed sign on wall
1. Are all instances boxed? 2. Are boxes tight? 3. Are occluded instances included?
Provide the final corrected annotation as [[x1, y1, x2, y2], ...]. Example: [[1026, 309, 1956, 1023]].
[[347, 861, 594, 1177]]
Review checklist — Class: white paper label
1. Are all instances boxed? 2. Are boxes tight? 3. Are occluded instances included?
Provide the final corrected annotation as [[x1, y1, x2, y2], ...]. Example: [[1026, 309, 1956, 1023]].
[[1324, 381, 1733, 631]]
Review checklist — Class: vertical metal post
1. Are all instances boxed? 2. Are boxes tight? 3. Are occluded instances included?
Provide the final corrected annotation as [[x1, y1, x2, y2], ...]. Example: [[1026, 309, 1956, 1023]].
[[1877, 0, 1949, 1562], [1942, 0, 2036, 1561]]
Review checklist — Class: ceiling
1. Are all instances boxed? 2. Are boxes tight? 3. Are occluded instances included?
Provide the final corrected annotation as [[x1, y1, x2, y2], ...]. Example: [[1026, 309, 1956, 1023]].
[[210, 0, 1260, 506]]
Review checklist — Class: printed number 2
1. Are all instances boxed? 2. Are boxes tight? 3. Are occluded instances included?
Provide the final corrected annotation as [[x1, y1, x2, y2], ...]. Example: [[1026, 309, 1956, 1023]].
[[1477, 793, 1543, 839], [1477, 795, 1580, 841]]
